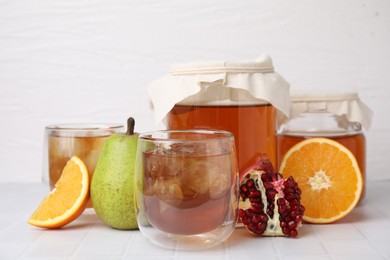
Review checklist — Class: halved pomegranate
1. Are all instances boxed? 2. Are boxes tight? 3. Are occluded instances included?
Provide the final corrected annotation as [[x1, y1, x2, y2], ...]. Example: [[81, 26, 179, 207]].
[[239, 154, 305, 237]]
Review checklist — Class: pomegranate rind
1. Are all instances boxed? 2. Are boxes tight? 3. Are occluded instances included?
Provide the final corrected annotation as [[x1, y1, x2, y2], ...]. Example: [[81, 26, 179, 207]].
[[239, 168, 304, 237], [240, 154, 274, 179], [239, 170, 284, 236]]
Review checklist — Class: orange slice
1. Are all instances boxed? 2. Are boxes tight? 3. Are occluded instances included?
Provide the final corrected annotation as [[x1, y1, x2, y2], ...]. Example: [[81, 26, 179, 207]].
[[279, 138, 363, 224], [28, 156, 89, 228]]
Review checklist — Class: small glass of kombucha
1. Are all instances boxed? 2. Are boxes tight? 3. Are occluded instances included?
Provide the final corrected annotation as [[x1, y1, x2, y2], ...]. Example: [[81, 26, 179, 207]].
[[135, 129, 239, 250], [43, 124, 123, 206]]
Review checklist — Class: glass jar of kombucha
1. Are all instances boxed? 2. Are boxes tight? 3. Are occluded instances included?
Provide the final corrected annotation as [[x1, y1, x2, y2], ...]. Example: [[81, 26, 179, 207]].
[[148, 55, 290, 177], [277, 91, 372, 200]]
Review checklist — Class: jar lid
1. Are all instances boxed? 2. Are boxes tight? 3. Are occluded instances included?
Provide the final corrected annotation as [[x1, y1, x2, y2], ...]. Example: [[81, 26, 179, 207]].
[[147, 55, 290, 124], [289, 90, 373, 130]]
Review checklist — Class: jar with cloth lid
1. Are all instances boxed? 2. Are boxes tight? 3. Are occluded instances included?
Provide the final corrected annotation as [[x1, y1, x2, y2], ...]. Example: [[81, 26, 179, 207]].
[[277, 91, 373, 200], [147, 55, 290, 177]]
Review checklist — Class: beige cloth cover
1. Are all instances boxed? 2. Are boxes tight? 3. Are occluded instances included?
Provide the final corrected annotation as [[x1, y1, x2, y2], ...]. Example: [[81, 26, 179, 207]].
[[289, 91, 373, 130], [147, 55, 290, 125]]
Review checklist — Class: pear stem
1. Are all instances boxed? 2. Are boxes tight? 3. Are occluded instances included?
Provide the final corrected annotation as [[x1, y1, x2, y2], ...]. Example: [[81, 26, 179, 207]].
[[126, 117, 135, 135]]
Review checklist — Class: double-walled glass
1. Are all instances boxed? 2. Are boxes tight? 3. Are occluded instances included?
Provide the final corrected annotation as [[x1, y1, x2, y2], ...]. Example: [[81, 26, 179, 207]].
[[135, 130, 239, 250]]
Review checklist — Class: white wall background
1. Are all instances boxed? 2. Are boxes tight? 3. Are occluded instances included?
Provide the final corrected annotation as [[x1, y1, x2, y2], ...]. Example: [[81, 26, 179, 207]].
[[1, 0, 389, 183]]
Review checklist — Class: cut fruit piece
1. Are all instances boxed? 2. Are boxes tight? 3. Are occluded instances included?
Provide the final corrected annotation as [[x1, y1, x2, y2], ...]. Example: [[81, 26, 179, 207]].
[[28, 156, 89, 228], [279, 138, 363, 224]]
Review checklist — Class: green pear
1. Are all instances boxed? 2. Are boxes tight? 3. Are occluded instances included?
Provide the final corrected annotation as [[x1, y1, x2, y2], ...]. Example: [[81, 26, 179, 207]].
[[90, 117, 139, 230]]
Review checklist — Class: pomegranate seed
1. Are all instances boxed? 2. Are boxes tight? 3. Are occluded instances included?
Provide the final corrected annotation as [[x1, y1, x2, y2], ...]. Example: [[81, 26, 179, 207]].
[[249, 190, 261, 198], [250, 198, 262, 204], [247, 179, 255, 188], [295, 215, 303, 223], [239, 209, 246, 218], [252, 207, 263, 214], [245, 209, 254, 217], [282, 227, 290, 235], [252, 215, 261, 224], [288, 221, 297, 229], [277, 198, 286, 206], [280, 212, 289, 219], [290, 205, 299, 213], [259, 214, 268, 222], [291, 210, 299, 218], [279, 204, 287, 213], [240, 184, 249, 193], [252, 229, 263, 235], [289, 229, 298, 238], [263, 182, 274, 189], [266, 189, 277, 199], [284, 178, 295, 188], [252, 202, 263, 208], [261, 174, 270, 182], [257, 222, 266, 231], [241, 216, 250, 225], [280, 221, 287, 228], [285, 193, 295, 200], [247, 223, 256, 232]]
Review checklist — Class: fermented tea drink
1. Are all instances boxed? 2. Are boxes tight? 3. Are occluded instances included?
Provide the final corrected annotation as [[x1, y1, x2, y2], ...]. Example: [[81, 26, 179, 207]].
[[44, 124, 123, 207], [135, 130, 239, 250], [167, 103, 276, 176], [143, 148, 233, 235], [48, 135, 109, 189]]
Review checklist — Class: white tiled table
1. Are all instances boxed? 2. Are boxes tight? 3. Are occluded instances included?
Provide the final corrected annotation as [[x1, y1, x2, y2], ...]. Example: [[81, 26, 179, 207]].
[[1, 181, 390, 259]]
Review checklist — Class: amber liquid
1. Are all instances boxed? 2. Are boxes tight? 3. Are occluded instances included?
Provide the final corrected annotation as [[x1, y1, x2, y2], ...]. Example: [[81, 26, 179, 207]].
[[277, 133, 366, 200], [48, 135, 109, 207], [166, 104, 277, 177], [142, 151, 233, 235]]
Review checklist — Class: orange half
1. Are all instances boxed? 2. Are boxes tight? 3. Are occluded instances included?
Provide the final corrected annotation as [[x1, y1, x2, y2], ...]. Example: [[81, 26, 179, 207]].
[[279, 138, 363, 224], [28, 156, 89, 228]]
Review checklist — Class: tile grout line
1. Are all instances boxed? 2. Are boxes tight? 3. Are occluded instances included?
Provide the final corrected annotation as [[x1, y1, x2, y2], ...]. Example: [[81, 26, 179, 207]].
[[120, 229, 137, 258], [309, 224, 337, 260], [69, 221, 98, 259], [353, 195, 390, 259], [355, 224, 390, 260], [17, 228, 45, 259]]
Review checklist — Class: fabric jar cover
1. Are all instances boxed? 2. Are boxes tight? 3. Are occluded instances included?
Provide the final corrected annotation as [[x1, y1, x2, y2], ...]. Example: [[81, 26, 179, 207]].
[[289, 90, 373, 130], [147, 54, 290, 125]]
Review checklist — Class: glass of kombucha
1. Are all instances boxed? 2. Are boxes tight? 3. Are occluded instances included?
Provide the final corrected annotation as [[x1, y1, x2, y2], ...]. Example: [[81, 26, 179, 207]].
[[43, 124, 123, 206], [135, 129, 239, 250]]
